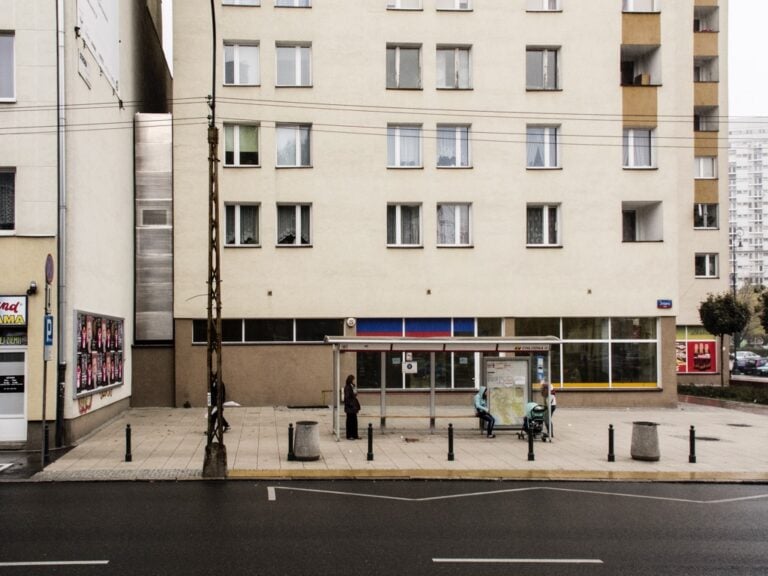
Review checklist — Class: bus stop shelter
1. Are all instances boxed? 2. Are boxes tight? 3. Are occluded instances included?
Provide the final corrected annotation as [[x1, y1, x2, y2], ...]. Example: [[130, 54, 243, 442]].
[[325, 336, 560, 441]]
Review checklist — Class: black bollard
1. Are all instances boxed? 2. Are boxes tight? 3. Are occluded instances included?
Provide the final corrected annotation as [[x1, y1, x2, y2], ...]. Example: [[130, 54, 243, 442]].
[[43, 424, 50, 465], [367, 423, 374, 461], [527, 427, 535, 461], [608, 424, 615, 462], [689, 425, 697, 464], [448, 423, 455, 461], [125, 424, 132, 463], [288, 423, 295, 461]]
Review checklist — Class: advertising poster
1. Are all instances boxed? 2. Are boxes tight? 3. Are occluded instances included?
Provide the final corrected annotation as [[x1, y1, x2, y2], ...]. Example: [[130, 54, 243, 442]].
[[75, 311, 124, 397], [686, 341, 716, 373], [484, 357, 530, 428]]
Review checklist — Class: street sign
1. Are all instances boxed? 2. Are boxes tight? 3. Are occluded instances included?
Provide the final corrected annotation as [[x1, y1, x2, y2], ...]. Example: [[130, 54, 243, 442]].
[[45, 254, 54, 285], [44, 314, 54, 361]]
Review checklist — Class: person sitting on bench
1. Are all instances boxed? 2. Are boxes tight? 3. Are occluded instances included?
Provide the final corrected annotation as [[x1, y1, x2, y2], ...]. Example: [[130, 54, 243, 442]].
[[474, 386, 496, 438]]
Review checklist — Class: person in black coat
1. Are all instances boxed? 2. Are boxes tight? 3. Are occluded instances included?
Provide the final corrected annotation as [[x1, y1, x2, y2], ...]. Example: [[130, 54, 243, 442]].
[[343, 374, 361, 440]]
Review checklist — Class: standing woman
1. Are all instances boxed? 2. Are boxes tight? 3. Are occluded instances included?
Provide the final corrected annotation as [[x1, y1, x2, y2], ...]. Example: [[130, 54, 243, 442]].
[[344, 374, 361, 440]]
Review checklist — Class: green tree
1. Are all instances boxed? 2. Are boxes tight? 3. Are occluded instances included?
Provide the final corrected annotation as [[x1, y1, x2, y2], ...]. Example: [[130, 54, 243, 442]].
[[699, 292, 751, 385]]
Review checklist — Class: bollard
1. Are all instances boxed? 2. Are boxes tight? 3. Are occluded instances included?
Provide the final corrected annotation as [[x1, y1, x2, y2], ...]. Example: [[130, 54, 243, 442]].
[[608, 424, 615, 462], [448, 423, 455, 461], [527, 427, 535, 461], [287, 423, 295, 461], [125, 424, 132, 463], [689, 425, 697, 464], [367, 423, 374, 461]]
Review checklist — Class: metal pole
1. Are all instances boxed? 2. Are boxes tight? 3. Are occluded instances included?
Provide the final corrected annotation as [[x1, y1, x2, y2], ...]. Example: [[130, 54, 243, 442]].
[[447, 423, 454, 461], [288, 423, 295, 461], [689, 425, 697, 464], [527, 426, 535, 461], [608, 424, 615, 462], [125, 424, 132, 462], [367, 423, 374, 461]]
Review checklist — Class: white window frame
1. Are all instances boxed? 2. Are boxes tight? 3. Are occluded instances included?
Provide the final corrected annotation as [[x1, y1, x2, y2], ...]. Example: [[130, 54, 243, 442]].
[[225, 204, 260, 246], [276, 43, 312, 87], [526, 204, 561, 247], [0, 32, 16, 101], [275, 124, 311, 167], [437, 203, 472, 246], [277, 204, 312, 246], [695, 156, 717, 179], [526, 125, 560, 169], [436, 0, 471, 11], [387, 124, 423, 168], [527, 0, 560, 11], [623, 128, 656, 169], [436, 46, 472, 89], [275, 0, 310, 7], [436, 125, 470, 168], [224, 124, 260, 167], [387, 0, 422, 10], [387, 204, 422, 247], [387, 45, 422, 89], [623, 0, 659, 13], [695, 253, 718, 278], [224, 42, 260, 86], [0, 169, 15, 233], [694, 203, 718, 230], [223, 0, 260, 5], [526, 47, 560, 90]]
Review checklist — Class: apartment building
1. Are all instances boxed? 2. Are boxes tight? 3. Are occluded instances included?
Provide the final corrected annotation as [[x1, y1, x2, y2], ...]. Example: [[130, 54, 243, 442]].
[[729, 121, 768, 289], [0, 1, 169, 448], [171, 0, 729, 410]]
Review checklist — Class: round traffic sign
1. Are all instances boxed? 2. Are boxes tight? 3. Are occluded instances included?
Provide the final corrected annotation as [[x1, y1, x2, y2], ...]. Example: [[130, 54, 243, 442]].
[[45, 254, 54, 285]]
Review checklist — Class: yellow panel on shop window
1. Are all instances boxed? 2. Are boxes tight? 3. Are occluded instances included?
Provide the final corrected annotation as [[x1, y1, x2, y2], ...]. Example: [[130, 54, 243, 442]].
[[561, 382, 611, 389], [611, 382, 660, 389]]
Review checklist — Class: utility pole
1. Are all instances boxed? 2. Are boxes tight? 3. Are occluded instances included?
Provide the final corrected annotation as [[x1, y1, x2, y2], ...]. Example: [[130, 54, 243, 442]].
[[203, 0, 226, 478]]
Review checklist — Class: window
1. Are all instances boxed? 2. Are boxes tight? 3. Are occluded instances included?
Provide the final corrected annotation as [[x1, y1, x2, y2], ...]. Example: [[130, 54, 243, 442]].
[[694, 107, 719, 132], [386, 45, 421, 89], [527, 204, 560, 246], [623, 0, 658, 12], [276, 124, 311, 167], [694, 204, 718, 229], [223, 0, 260, 5], [225, 204, 259, 246], [695, 156, 717, 179], [224, 42, 260, 85], [694, 6, 719, 32], [620, 45, 661, 86], [526, 47, 559, 90], [436, 0, 471, 9], [694, 57, 718, 82], [526, 125, 560, 168], [622, 201, 663, 242], [0, 170, 14, 231], [527, 0, 560, 10], [436, 125, 470, 167], [224, 124, 259, 166], [695, 253, 718, 278], [277, 204, 311, 245], [436, 46, 471, 89], [387, 125, 422, 167], [276, 0, 310, 6], [276, 44, 311, 87], [0, 33, 13, 100], [387, 204, 421, 246], [437, 203, 471, 246], [387, 0, 422, 9], [623, 128, 655, 168]]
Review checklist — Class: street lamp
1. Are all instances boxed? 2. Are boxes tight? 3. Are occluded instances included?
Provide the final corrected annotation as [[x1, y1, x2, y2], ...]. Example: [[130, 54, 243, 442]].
[[730, 227, 743, 374]]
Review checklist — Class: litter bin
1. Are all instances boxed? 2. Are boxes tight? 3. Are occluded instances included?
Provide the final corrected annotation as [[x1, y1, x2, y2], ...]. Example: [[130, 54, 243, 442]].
[[293, 420, 320, 461], [631, 421, 660, 461]]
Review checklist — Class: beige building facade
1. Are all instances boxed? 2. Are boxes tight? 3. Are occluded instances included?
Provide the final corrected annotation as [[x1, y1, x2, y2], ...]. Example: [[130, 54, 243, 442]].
[[171, 1, 728, 411], [0, 1, 169, 448]]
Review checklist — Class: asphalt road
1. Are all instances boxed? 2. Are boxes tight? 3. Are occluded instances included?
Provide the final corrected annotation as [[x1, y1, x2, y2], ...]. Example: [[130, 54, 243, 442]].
[[1, 481, 766, 575]]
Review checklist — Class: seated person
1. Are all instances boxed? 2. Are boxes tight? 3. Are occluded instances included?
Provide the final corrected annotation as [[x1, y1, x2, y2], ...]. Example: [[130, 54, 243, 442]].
[[474, 386, 496, 438]]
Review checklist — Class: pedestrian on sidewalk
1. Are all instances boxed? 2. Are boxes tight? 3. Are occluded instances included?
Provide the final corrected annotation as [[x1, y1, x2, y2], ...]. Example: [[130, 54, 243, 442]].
[[344, 374, 361, 440], [474, 386, 496, 438], [540, 381, 556, 437], [210, 377, 230, 432]]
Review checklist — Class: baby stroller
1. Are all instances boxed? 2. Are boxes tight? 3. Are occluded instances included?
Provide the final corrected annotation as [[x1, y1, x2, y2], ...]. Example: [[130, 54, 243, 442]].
[[517, 404, 548, 441]]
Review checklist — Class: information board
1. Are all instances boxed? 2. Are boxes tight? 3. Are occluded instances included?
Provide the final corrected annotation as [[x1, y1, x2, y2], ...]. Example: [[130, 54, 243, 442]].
[[484, 357, 530, 428]]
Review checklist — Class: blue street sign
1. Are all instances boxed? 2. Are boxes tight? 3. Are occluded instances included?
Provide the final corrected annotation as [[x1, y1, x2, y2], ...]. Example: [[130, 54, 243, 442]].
[[44, 314, 54, 346]]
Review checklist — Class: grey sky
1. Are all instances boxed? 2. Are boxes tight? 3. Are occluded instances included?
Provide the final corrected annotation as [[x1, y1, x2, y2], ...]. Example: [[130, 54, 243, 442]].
[[729, 0, 767, 118]]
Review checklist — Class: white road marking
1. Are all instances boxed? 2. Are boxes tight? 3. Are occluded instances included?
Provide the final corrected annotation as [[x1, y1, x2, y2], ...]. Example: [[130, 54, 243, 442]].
[[267, 486, 276, 501], [270, 485, 768, 505], [434, 558, 603, 565], [0, 561, 109, 567], [0, 464, 12, 473]]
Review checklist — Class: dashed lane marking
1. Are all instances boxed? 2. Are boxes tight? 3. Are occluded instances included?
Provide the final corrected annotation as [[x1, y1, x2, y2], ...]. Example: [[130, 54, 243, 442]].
[[0, 561, 109, 567], [433, 558, 603, 565]]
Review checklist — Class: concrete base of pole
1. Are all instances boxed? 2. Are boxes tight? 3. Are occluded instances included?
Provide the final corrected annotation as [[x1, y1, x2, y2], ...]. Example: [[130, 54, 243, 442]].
[[203, 443, 228, 478]]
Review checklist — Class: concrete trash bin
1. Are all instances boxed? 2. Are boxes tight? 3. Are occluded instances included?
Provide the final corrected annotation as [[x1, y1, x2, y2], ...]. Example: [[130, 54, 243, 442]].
[[631, 421, 660, 461], [293, 420, 321, 461]]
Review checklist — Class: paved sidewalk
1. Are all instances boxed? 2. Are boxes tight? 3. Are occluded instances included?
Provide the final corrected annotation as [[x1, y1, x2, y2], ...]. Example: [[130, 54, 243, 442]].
[[30, 403, 768, 483]]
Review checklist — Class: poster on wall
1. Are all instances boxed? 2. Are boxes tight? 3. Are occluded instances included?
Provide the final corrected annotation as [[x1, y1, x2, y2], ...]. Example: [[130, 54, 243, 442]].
[[676, 326, 717, 374], [74, 311, 124, 398], [686, 341, 716, 373], [484, 357, 530, 428]]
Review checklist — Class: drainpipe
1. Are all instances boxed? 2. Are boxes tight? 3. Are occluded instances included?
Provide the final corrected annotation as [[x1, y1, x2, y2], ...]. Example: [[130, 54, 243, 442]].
[[54, 0, 67, 447]]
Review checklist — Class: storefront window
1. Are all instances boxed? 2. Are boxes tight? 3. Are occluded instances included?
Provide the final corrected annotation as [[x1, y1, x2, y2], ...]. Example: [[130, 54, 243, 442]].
[[612, 317, 657, 339], [563, 342, 610, 385], [563, 317, 609, 340], [611, 342, 657, 385]]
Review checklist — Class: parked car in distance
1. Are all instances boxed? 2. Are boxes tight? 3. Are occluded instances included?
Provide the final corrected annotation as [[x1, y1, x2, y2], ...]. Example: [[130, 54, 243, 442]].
[[733, 351, 767, 375]]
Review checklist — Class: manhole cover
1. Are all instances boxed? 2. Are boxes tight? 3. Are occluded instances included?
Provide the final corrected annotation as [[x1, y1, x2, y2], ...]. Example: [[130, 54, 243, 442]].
[[727, 423, 752, 428]]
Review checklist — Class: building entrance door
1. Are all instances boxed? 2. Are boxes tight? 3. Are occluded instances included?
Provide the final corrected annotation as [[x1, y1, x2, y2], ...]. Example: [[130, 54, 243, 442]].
[[0, 349, 27, 442]]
